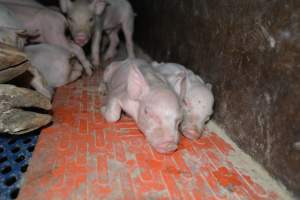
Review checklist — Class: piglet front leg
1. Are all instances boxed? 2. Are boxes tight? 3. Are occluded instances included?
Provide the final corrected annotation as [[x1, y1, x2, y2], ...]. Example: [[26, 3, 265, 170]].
[[122, 15, 135, 59], [91, 26, 101, 67], [41, 24, 94, 76], [101, 97, 121, 122], [69, 42, 93, 76], [104, 29, 119, 61]]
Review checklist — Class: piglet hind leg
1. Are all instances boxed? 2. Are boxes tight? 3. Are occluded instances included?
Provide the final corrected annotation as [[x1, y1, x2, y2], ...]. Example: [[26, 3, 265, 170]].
[[28, 67, 54, 99], [68, 69, 82, 83], [68, 59, 83, 83], [122, 14, 135, 58], [104, 29, 120, 61], [101, 97, 121, 123]]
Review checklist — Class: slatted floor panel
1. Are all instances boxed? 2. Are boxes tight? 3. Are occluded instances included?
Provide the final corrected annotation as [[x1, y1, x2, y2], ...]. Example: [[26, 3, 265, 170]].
[[0, 131, 40, 199]]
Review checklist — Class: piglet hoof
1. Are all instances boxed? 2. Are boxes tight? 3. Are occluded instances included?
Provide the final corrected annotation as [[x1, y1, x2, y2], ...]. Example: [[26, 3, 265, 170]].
[[182, 130, 202, 140], [98, 82, 107, 96], [92, 59, 100, 68], [85, 67, 93, 76], [37, 86, 54, 100], [105, 58, 113, 65], [82, 61, 93, 76], [104, 52, 116, 61], [100, 106, 107, 116]]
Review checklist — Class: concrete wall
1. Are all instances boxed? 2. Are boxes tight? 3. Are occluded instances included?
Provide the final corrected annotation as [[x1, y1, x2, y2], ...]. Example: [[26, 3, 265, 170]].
[[129, 0, 300, 195]]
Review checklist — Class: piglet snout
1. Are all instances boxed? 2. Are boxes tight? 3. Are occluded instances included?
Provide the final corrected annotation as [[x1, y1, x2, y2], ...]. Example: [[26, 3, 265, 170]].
[[183, 129, 203, 140], [75, 34, 88, 46], [154, 142, 178, 154]]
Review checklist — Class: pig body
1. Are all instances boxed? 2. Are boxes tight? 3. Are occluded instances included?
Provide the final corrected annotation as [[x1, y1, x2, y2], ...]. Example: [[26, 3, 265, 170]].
[[0, 1, 93, 76], [0, 4, 22, 28], [0, 3, 24, 48], [25, 44, 82, 89], [0, 4, 52, 98], [100, 59, 184, 153], [152, 62, 214, 140], [0, 0, 44, 7], [0, 4, 38, 48], [59, 0, 135, 66]]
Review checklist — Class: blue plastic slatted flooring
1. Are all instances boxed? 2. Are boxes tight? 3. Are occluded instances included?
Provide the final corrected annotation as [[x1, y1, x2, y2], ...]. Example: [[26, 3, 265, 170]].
[[0, 131, 40, 199]]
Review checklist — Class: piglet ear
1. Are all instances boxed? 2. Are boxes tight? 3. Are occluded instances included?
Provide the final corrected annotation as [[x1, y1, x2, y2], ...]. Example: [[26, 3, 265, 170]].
[[90, 0, 107, 15], [173, 71, 187, 100], [59, 0, 72, 13], [127, 63, 149, 100], [206, 83, 213, 90]]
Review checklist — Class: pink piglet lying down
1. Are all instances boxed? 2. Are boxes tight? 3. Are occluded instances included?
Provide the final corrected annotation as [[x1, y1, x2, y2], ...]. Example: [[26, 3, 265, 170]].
[[100, 58, 186, 154]]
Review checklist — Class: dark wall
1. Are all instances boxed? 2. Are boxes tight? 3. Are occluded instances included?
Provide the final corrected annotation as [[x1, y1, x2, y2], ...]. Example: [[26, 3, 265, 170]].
[[130, 0, 300, 195]]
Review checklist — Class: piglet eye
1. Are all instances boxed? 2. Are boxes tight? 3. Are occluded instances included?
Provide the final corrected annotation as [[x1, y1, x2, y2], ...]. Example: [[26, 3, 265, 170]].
[[89, 17, 94, 22], [68, 16, 73, 22]]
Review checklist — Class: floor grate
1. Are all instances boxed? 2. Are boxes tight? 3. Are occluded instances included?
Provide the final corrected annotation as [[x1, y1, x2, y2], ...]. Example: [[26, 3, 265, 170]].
[[0, 131, 40, 199]]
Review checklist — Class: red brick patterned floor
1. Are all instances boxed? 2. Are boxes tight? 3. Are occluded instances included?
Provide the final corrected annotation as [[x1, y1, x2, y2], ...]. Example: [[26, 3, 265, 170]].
[[18, 69, 289, 200]]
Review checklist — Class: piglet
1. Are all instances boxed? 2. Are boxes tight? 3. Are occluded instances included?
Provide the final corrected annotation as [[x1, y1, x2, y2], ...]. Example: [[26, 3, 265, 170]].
[[0, 1, 93, 76], [0, 0, 44, 7], [0, 4, 38, 48], [100, 59, 185, 153], [24, 44, 83, 98], [59, 0, 135, 66], [152, 62, 214, 140], [0, 4, 53, 99]]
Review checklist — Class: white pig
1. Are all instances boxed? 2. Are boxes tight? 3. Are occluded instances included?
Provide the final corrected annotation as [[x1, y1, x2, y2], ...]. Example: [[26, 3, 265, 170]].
[[0, 4, 53, 98], [25, 44, 82, 90], [59, 0, 135, 67], [152, 62, 214, 140], [0, 0, 44, 8], [100, 59, 185, 153], [0, 1, 93, 76], [0, 4, 39, 48]]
